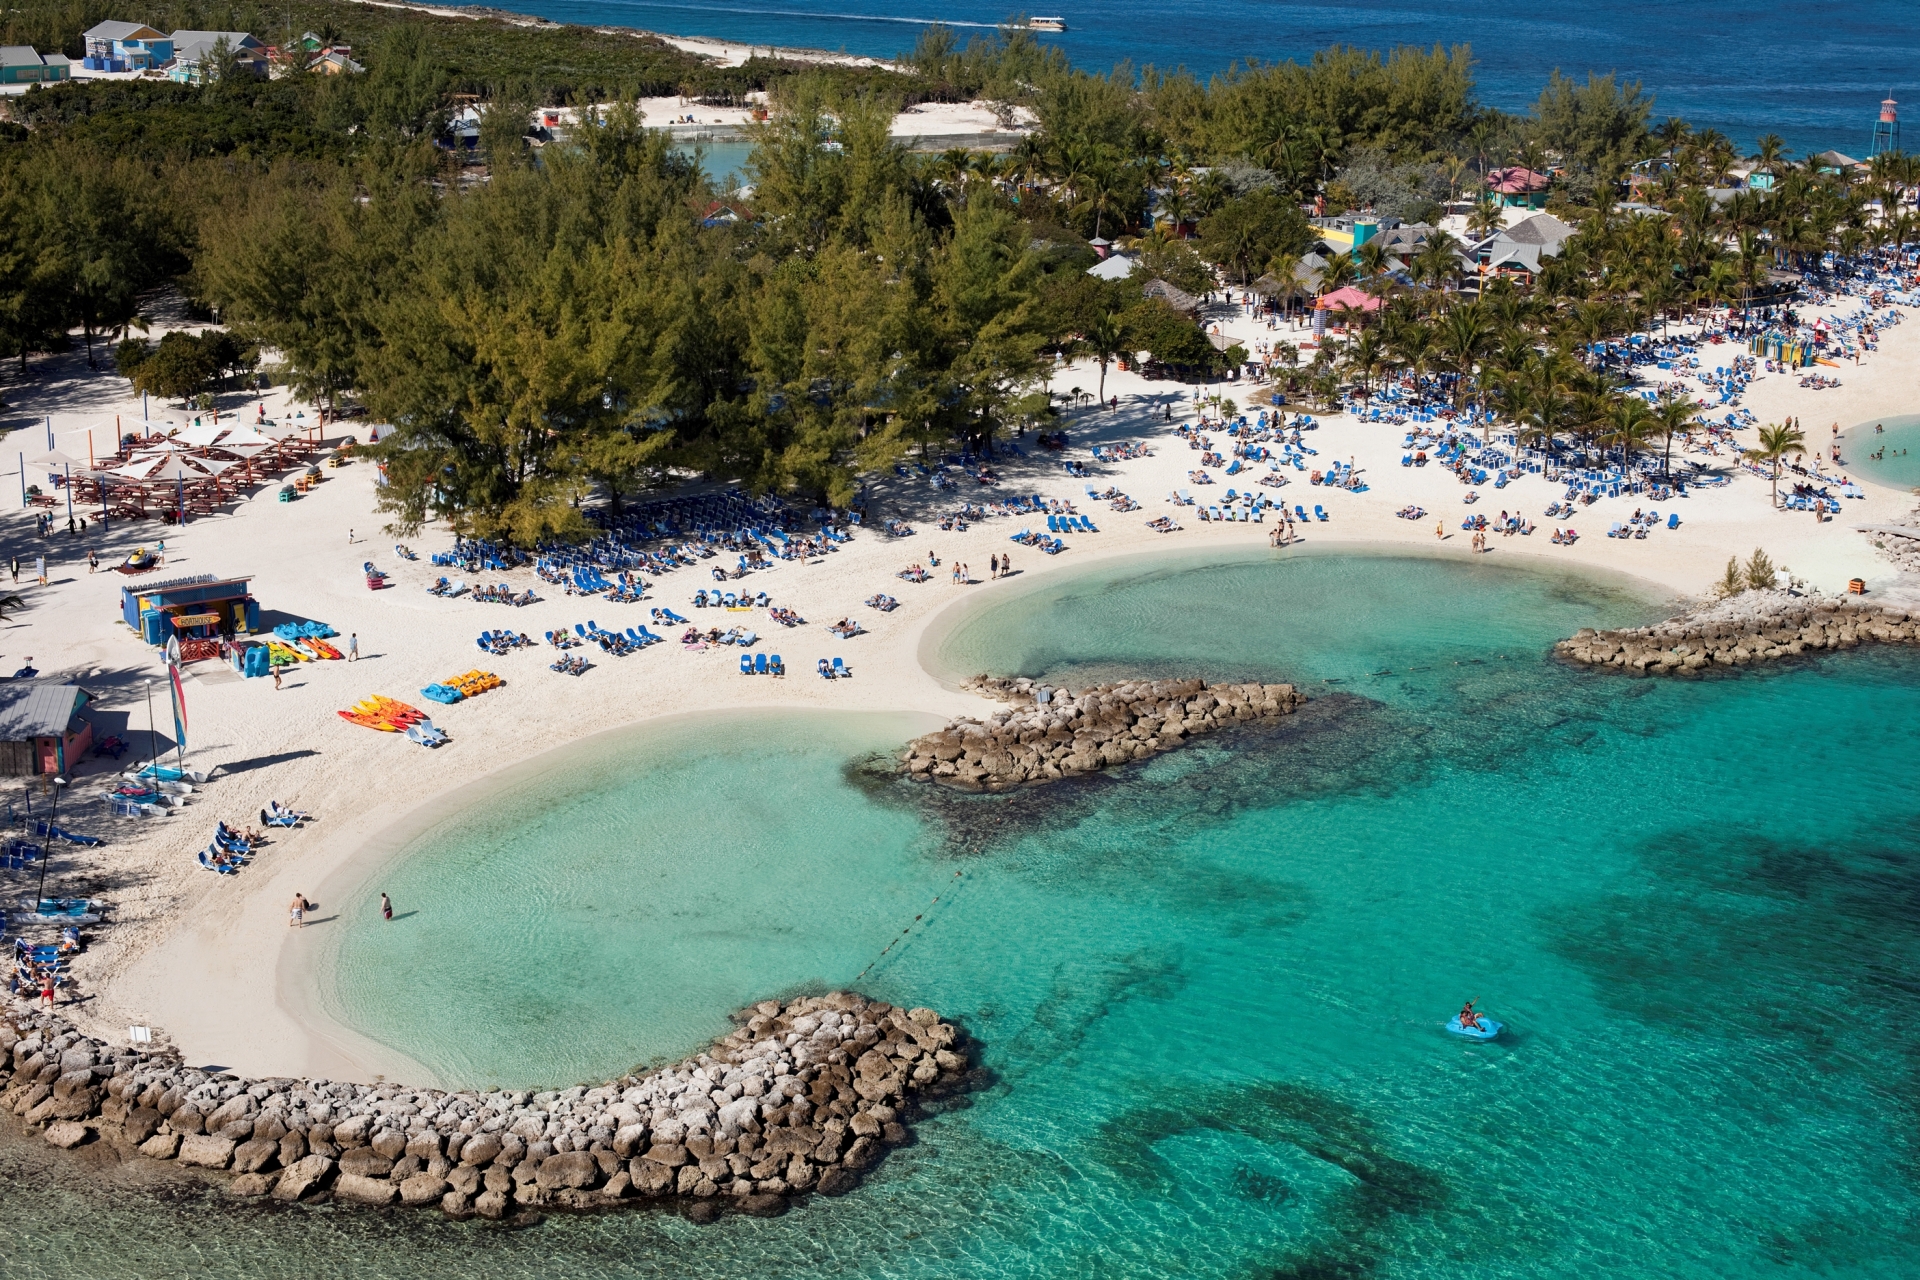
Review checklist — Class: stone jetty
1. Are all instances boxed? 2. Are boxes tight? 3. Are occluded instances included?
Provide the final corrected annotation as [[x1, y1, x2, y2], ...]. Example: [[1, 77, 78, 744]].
[[903, 675, 1306, 789], [0, 991, 973, 1221], [1555, 591, 1920, 673]]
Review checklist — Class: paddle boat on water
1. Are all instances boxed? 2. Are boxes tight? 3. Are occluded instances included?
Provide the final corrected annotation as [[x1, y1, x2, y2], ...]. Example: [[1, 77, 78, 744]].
[[1447, 1000, 1503, 1042]]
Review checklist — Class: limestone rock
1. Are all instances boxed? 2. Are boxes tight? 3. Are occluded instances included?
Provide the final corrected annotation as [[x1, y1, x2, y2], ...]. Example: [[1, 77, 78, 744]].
[[738, 1193, 789, 1217], [535, 1151, 599, 1190], [123, 1106, 162, 1145], [630, 1158, 676, 1196], [459, 1133, 501, 1166], [474, 1189, 510, 1219], [642, 1142, 689, 1168], [272, 1154, 336, 1200], [400, 1174, 450, 1207], [43, 1121, 89, 1149], [139, 1132, 181, 1160], [231, 1139, 280, 1174], [229, 1172, 278, 1198], [370, 1129, 408, 1160], [334, 1172, 400, 1205], [178, 1134, 237, 1169], [340, 1147, 395, 1179], [332, 1114, 374, 1147]]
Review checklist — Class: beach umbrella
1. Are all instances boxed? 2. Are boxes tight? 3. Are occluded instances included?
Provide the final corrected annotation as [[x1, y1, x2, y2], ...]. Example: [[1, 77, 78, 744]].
[[144, 459, 204, 524]]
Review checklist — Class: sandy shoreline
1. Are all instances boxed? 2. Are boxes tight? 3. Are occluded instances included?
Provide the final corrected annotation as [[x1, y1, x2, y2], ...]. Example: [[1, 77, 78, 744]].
[[1, 288, 1914, 1088]]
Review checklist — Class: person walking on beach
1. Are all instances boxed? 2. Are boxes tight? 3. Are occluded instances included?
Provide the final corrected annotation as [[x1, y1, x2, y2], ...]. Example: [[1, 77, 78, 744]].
[[87, 549, 97, 573], [272, 665, 283, 691], [348, 527, 355, 544], [989, 553, 999, 579], [380, 892, 393, 921], [34, 554, 45, 586], [289, 893, 311, 927], [348, 632, 358, 662], [10, 557, 18, 585], [1435, 520, 1444, 541], [1002, 553, 1012, 578]]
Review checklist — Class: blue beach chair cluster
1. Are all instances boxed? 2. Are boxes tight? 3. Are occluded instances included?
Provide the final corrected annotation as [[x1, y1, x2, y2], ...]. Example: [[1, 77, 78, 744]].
[[570, 620, 667, 657], [477, 629, 536, 655], [739, 652, 785, 676], [198, 823, 261, 875], [817, 657, 852, 680]]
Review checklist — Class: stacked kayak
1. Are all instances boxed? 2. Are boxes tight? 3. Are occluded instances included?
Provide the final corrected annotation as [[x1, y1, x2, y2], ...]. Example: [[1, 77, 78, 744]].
[[338, 696, 428, 731], [339, 697, 448, 746], [421, 670, 502, 704]]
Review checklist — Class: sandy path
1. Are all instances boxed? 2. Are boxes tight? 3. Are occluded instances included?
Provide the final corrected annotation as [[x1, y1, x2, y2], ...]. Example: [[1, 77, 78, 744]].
[[2, 300, 1911, 1083]]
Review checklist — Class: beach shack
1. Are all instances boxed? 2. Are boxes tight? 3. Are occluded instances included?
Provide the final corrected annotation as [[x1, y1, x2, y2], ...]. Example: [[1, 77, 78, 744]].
[[0, 683, 94, 777], [121, 572, 258, 658]]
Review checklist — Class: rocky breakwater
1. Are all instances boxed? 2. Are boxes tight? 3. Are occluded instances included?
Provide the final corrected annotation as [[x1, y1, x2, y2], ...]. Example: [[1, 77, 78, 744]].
[[1555, 591, 1920, 673], [0, 991, 974, 1221], [904, 675, 1306, 789]]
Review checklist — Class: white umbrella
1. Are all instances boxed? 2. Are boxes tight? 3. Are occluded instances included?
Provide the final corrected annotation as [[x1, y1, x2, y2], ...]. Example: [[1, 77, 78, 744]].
[[172, 422, 227, 448]]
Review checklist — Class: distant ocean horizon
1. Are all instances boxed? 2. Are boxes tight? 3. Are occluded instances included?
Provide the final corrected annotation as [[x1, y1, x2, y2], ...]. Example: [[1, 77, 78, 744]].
[[461, 0, 1914, 157]]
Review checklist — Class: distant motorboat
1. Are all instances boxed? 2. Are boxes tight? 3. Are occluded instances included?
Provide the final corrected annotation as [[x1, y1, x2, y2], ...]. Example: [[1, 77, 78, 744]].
[[1023, 16, 1067, 31]]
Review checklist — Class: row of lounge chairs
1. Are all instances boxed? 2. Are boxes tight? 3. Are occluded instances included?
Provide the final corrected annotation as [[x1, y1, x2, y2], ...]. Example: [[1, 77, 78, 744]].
[[739, 653, 787, 676], [693, 589, 767, 609], [575, 621, 666, 656], [477, 629, 537, 655], [198, 823, 261, 875], [818, 657, 853, 680], [1046, 514, 1098, 534]]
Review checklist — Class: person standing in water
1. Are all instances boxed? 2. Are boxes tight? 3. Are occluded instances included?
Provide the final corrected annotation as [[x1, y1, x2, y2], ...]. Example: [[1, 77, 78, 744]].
[[380, 892, 393, 921]]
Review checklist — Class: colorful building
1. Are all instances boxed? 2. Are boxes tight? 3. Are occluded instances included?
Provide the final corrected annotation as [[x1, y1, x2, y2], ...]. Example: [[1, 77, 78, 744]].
[[81, 21, 171, 71], [0, 45, 72, 84], [0, 683, 95, 777], [121, 572, 260, 656]]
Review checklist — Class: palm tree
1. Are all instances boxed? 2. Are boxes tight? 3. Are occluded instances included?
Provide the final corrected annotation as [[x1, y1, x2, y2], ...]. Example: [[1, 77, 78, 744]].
[[1082, 311, 1128, 404], [1437, 303, 1490, 415], [1752, 421, 1806, 508], [1650, 394, 1696, 479], [1467, 196, 1503, 240], [1605, 397, 1660, 470]]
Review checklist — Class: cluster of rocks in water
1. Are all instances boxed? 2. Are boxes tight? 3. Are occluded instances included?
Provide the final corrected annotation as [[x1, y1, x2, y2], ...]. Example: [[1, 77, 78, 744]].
[[0, 992, 973, 1221], [902, 675, 1307, 790], [1556, 591, 1920, 673]]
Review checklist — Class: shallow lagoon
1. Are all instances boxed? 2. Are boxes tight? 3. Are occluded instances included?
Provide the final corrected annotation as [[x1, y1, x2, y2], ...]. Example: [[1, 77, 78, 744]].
[[13, 549, 1920, 1278]]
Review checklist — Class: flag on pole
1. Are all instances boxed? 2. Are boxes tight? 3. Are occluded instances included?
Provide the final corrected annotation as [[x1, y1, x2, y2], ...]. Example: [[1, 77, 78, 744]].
[[164, 636, 188, 754]]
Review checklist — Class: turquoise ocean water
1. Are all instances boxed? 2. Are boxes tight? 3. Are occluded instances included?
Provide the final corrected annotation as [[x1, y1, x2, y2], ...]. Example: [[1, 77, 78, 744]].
[[1846, 412, 1920, 491], [512, 0, 1917, 153], [11, 548, 1920, 1277]]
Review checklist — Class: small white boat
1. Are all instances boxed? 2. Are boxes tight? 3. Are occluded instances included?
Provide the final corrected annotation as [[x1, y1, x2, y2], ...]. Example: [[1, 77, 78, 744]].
[[1024, 16, 1067, 31]]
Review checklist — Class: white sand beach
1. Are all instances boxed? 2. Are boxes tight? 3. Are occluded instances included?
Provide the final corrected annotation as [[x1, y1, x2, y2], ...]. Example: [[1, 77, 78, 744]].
[[2, 294, 1915, 1086]]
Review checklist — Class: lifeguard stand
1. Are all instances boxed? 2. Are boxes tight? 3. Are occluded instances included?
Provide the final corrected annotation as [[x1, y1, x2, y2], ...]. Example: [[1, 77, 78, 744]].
[[1868, 93, 1898, 158]]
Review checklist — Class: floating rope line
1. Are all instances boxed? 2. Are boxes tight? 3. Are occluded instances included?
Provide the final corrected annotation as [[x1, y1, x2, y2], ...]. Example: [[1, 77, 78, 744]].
[[856, 870, 964, 982]]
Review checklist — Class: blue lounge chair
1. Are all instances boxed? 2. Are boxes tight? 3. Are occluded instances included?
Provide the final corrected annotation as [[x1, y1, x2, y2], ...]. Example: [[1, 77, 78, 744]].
[[832, 657, 849, 679], [1315, 505, 1328, 521], [1667, 513, 1680, 529], [770, 655, 783, 676], [1295, 505, 1308, 522], [740, 654, 754, 675], [754, 653, 769, 675]]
